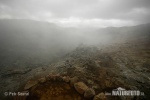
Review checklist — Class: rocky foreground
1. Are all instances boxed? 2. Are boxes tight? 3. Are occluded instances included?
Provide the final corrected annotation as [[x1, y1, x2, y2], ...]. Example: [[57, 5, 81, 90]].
[[1, 38, 150, 100], [21, 39, 150, 99]]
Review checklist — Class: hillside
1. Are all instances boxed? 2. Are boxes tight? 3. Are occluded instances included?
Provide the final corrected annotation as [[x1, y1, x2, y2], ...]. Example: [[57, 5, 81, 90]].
[[0, 19, 150, 100], [25, 38, 150, 100]]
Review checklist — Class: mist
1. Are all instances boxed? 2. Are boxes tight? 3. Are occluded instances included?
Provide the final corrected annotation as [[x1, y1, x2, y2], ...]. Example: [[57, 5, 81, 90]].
[[0, 19, 150, 69], [0, 19, 113, 67], [0, 0, 150, 100]]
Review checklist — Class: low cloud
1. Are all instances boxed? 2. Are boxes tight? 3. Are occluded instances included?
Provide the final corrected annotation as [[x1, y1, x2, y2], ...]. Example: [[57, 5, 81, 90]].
[[47, 17, 136, 28], [0, 0, 149, 27]]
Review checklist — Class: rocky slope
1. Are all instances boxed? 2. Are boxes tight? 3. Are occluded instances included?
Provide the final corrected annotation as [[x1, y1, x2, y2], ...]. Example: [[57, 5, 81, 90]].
[[0, 37, 150, 100], [9, 37, 149, 100], [0, 20, 150, 100]]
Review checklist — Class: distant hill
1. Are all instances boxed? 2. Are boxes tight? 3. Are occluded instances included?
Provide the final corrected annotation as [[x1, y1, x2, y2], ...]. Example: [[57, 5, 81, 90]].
[[95, 23, 150, 43]]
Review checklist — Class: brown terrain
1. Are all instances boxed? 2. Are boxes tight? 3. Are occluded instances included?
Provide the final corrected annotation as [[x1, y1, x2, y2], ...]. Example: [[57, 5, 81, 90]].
[[0, 21, 149, 100], [10, 37, 150, 100]]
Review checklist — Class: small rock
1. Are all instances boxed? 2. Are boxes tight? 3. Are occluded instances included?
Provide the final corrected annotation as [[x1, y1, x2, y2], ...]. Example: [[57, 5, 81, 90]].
[[24, 80, 38, 90], [62, 76, 70, 83], [93, 92, 107, 100], [70, 76, 78, 87], [38, 77, 46, 83], [74, 82, 89, 94], [87, 80, 94, 85], [92, 85, 99, 90], [84, 88, 95, 98]]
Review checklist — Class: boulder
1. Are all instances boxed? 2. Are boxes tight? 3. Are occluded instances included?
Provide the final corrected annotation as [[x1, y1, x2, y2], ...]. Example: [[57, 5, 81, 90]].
[[74, 82, 88, 94], [84, 88, 95, 98], [93, 92, 107, 100], [70, 76, 78, 87], [24, 80, 38, 90]]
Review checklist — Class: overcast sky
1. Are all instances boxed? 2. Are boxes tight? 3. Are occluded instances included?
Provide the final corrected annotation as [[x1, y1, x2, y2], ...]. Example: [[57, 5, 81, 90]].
[[0, 0, 150, 27]]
